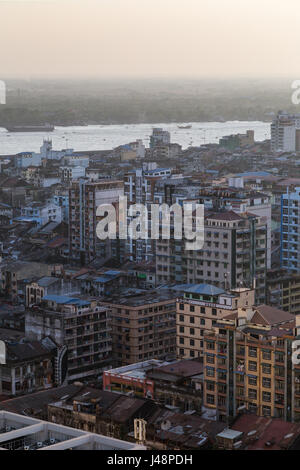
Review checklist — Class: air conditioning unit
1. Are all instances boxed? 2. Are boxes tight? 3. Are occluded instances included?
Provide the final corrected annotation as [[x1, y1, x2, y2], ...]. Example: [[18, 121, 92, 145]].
[[50, 438, 56, 445], [37, 442, 43, 448], [5, 426, 11, 432], [24, 446, 30, 451]]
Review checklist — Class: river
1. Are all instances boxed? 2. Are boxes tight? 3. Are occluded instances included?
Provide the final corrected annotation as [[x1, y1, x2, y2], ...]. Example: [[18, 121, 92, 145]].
[[0, 121, 270, 155]]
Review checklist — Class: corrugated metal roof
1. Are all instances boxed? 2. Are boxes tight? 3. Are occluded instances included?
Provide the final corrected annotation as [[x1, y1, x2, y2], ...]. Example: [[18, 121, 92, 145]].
[[185, 284, 225, 296]]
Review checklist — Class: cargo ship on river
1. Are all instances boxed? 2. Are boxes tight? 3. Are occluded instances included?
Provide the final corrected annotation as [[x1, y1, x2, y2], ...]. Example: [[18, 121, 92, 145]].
[[5, 124, 55, 133]]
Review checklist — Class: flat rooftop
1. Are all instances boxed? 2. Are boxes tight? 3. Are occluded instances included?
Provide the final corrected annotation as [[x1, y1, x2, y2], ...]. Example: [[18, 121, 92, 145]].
[[104, 289, 178, 307], [105, 359, 169, 380], [149, 359, 204, 378], [0, 411, 144, 451]]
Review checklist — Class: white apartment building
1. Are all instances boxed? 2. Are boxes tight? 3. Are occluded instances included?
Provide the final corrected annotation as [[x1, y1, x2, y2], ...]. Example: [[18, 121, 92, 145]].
[[19, 202, 62, 226], [271, 111, 300, 152]]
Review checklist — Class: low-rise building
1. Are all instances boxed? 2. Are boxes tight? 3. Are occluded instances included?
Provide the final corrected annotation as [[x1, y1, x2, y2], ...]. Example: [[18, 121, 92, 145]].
[[47, 388, 159, 442], [25, 276, 79, 307], [14, 152, 42, 169], [0, 335, 57, 396], [0, 261, 51, 303], [18, 202, 62, 227], [216, 414, 300, 450]]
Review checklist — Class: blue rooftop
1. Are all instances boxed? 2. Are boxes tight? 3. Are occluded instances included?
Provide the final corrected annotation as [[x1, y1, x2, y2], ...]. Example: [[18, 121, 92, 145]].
[[43, 295, 90, 306], [120, 144, 132, 150], [237, 171, 270, 177], [94, 276, 113, 284], [185, 284, 225, 296]]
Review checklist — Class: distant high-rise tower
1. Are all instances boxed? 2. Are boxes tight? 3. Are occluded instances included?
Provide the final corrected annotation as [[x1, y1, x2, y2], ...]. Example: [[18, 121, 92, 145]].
[[69, 179, 124, 265], [281, 187, 300, 272], [150, 128, 171, 148], [271, 111, 300, 152]]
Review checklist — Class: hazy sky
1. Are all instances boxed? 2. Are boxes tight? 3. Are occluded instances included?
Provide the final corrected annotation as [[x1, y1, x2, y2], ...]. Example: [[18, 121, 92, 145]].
[[1, 0, 300, 79]]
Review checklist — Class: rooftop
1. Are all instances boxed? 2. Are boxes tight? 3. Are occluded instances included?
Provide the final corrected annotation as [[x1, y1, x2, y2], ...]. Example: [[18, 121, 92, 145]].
[[105, 359, 168, 380], [205, 210, 244, 222], [185, 283, 225, 296], [231, 414, 300, 450], [0, 411, 143, 451], [103, 288, 178, 307], [150, 359, 204, 379], [252, 304, 294, 326], [36, 277, 60, 288], [42, 295, 90, 307]]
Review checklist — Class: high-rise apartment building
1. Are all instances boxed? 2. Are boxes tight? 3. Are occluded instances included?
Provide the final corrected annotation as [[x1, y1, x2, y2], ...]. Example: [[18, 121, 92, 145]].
[[69, 179, 124, 265], [100, 289, 178, 366], [124, 164, 172, 263], [267, 269, 300, 315], [198, 187, 272, 269], [281, 187, 300, 272], [156, 210, 268, 304], [149, 128, 171, 148], [202, 305, 299, 423], [25, 295, 112, 382], [271, 111, 300, 153], [176, 284, 255, 359]]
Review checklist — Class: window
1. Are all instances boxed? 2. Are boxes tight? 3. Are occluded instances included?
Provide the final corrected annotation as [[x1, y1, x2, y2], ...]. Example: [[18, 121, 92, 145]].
[[249, 347, 257, 358], [262, 377, 271, 389], [262, 363, 271, 374], [206, 367, 215, 377], [248, 403, 257, 414], [190, 305, 195, 312], [262, 350, 271, 360], [206, 394, 215, 405], [179, 304, 184, 311], [207, 355, 215, 364], [206, 382, 215, 391], [249, 361, 257, 372], [248, 376, 257, 386], [206, 341, 215, 350], [190, 328, 195, 335], [248, 389, 257, 399], [262, 392, 271, 403], [190, 316, 195, 324], [262, 406, 271, 417]]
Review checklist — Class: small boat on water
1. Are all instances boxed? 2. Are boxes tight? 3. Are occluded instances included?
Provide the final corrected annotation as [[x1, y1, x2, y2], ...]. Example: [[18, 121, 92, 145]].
[[178, 125, 192, 129]]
